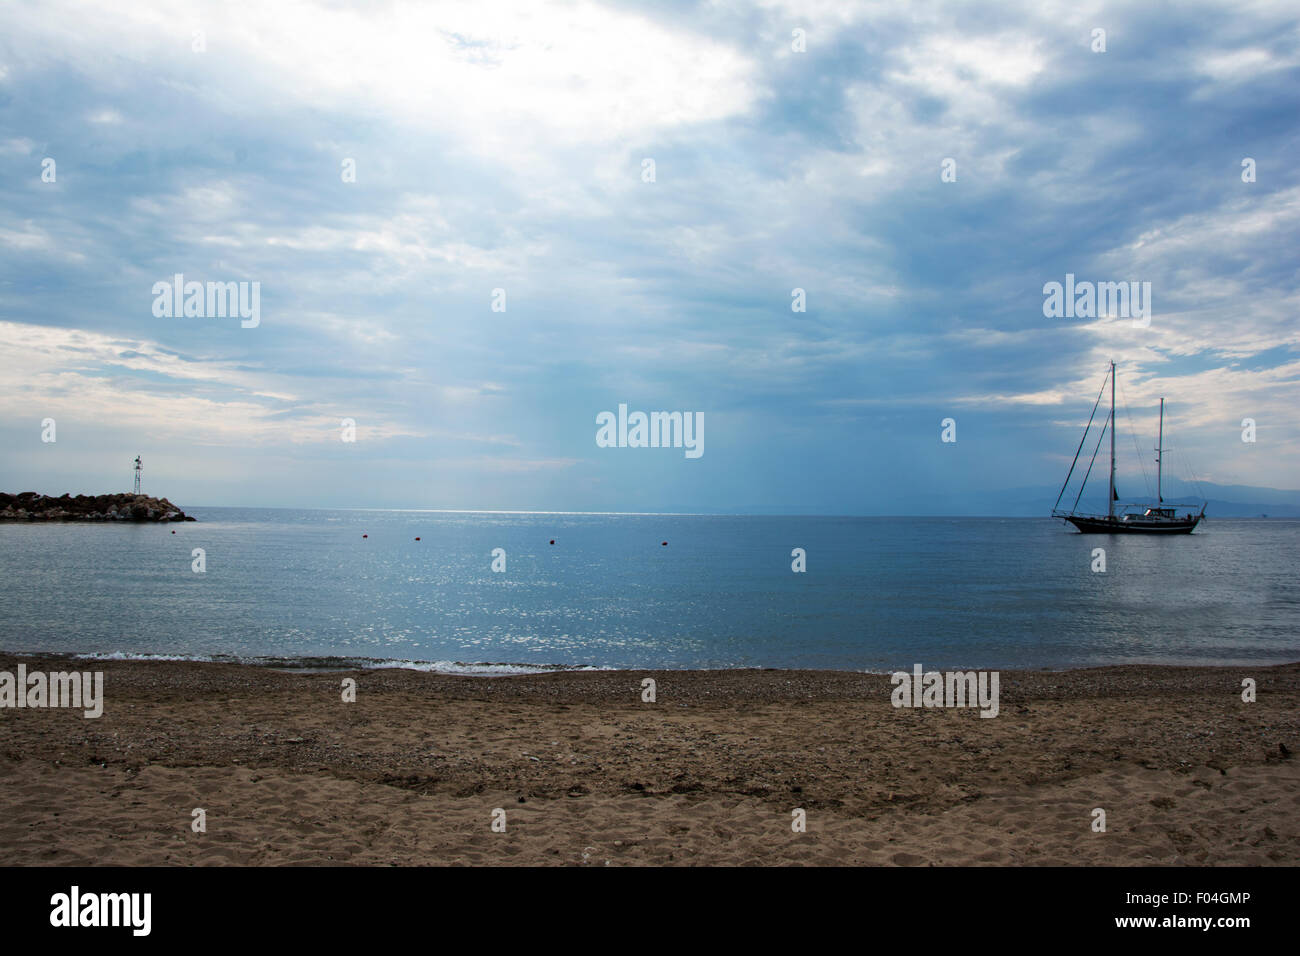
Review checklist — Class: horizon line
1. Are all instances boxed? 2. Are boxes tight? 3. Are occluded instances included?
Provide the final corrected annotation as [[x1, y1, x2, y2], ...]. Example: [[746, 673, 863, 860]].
[[152, 505, 1290, 519]]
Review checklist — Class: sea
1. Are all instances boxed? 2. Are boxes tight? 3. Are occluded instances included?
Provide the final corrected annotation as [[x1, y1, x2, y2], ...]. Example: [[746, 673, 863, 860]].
[[1, 509, 1297, 673]]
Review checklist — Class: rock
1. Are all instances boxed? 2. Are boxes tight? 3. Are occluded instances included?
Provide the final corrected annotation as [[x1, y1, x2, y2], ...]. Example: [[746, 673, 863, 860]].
[[0, 492, 196, 523]]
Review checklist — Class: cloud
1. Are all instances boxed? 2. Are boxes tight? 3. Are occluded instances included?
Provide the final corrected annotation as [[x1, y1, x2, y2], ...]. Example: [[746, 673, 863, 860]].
[[0, 137, 35, 155], [0, 0, 1296, 506]]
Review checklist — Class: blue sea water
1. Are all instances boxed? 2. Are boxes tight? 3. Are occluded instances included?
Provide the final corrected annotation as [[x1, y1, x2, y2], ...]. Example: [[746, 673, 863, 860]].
[[1, 509, 1296, 672]]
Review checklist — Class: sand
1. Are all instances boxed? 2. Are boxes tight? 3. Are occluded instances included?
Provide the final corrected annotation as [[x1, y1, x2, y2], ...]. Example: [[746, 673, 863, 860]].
[[0, 657, 1296, 865]]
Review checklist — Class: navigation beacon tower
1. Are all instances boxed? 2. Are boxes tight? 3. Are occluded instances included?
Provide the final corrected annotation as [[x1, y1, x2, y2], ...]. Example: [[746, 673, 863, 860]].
[[133, 455, 142, 495]]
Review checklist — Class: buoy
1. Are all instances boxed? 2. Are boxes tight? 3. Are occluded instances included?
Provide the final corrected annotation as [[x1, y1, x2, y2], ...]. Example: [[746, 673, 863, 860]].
[[415, 537, 421, 541], [661, 541, 667, 546], [171, 530, 176, 534], [362, 534, 368, 538], [549, 539, 555, 545]]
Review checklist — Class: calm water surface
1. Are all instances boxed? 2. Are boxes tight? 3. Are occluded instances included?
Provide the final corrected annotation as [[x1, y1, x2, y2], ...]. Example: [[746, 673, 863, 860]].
[[1, 510, 1296, 672]]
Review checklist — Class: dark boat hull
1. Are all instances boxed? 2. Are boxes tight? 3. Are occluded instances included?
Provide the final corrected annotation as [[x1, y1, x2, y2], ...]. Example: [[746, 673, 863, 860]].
[[1064, 514, 1202, 534]]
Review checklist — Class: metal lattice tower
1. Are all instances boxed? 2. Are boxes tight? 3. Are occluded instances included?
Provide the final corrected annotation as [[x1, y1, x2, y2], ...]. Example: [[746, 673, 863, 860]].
[[133, 456, 142, 495]]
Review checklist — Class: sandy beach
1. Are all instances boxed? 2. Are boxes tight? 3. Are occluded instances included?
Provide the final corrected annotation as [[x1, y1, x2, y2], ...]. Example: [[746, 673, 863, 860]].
[[1, 656, 1296, 866]]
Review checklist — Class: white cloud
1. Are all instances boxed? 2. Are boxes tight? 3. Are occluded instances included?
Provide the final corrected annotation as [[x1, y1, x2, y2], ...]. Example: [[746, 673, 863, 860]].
[[19, 0, 761, 160], [1199, 45, 1299, 82], [0, 137, 35, 155], [0, 321, 439, 445], [0, 221, 86, 261]]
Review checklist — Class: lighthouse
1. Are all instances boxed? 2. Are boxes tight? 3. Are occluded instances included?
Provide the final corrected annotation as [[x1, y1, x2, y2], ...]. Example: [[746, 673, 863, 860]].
[[133, 456, 142, 495]]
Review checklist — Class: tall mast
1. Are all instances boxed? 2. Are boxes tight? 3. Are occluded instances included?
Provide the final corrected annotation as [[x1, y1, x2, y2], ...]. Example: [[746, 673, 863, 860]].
[[1156, 398, 1164, 504], [1108, 362, 1116, 518]]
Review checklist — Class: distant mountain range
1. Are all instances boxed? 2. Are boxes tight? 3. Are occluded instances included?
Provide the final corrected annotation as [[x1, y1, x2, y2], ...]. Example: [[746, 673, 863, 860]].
[[730, 479, 1300, 517], [970, 479, 1300, 518]]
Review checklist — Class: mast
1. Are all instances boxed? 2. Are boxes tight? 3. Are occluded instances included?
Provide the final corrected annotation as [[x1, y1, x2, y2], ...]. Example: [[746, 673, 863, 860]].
[[1156, 398, 1164, 504], [1108, 362, 1116, 518]]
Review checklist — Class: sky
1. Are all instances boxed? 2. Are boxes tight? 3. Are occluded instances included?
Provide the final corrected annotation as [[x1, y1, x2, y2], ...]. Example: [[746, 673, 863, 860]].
[[1, 0, 1297, 513]]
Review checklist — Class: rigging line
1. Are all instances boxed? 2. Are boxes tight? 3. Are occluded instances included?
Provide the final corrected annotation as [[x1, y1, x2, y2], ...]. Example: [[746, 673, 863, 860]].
[[1175, 445, 1206, 517], [1054, 368, 1109, 513], [1073, 403, 1110, 514], [1163, 410, 1208, 503], [1119, 379, 1153, 499], [1175, 435, 1207, 502]]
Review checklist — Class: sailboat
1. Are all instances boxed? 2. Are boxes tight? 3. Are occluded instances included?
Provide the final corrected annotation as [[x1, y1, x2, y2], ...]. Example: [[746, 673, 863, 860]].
[[1052, 362, 1206, 534]]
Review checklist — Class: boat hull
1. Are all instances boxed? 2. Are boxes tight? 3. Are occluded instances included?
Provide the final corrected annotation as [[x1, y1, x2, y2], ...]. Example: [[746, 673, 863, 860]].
[[1063, 514, 1201, 534]]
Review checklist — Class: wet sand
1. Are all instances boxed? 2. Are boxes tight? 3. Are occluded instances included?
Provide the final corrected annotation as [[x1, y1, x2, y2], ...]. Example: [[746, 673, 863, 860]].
[[1, 656, 1296, 865]]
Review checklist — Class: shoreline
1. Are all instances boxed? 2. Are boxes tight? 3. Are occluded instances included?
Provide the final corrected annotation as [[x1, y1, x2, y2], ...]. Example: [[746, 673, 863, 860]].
[[5, 650, 1298, 677], [4, 652, 1299, 700], [1, 655, 1296, 865]]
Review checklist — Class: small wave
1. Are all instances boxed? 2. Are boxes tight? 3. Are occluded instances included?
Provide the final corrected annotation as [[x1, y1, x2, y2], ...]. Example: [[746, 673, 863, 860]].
[[363, 659, 614, 676], [60, 650, 611, 676], [77, 651, 215, 663]]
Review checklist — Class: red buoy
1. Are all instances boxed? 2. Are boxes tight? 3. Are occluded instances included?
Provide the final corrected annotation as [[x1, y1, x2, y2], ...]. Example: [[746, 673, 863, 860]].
[[661, 541, 667, 546], [549, 539, 555, 545], [415, 537, 421, 541], [362, 534, 368, 538], [171, 530, 176, 534]]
